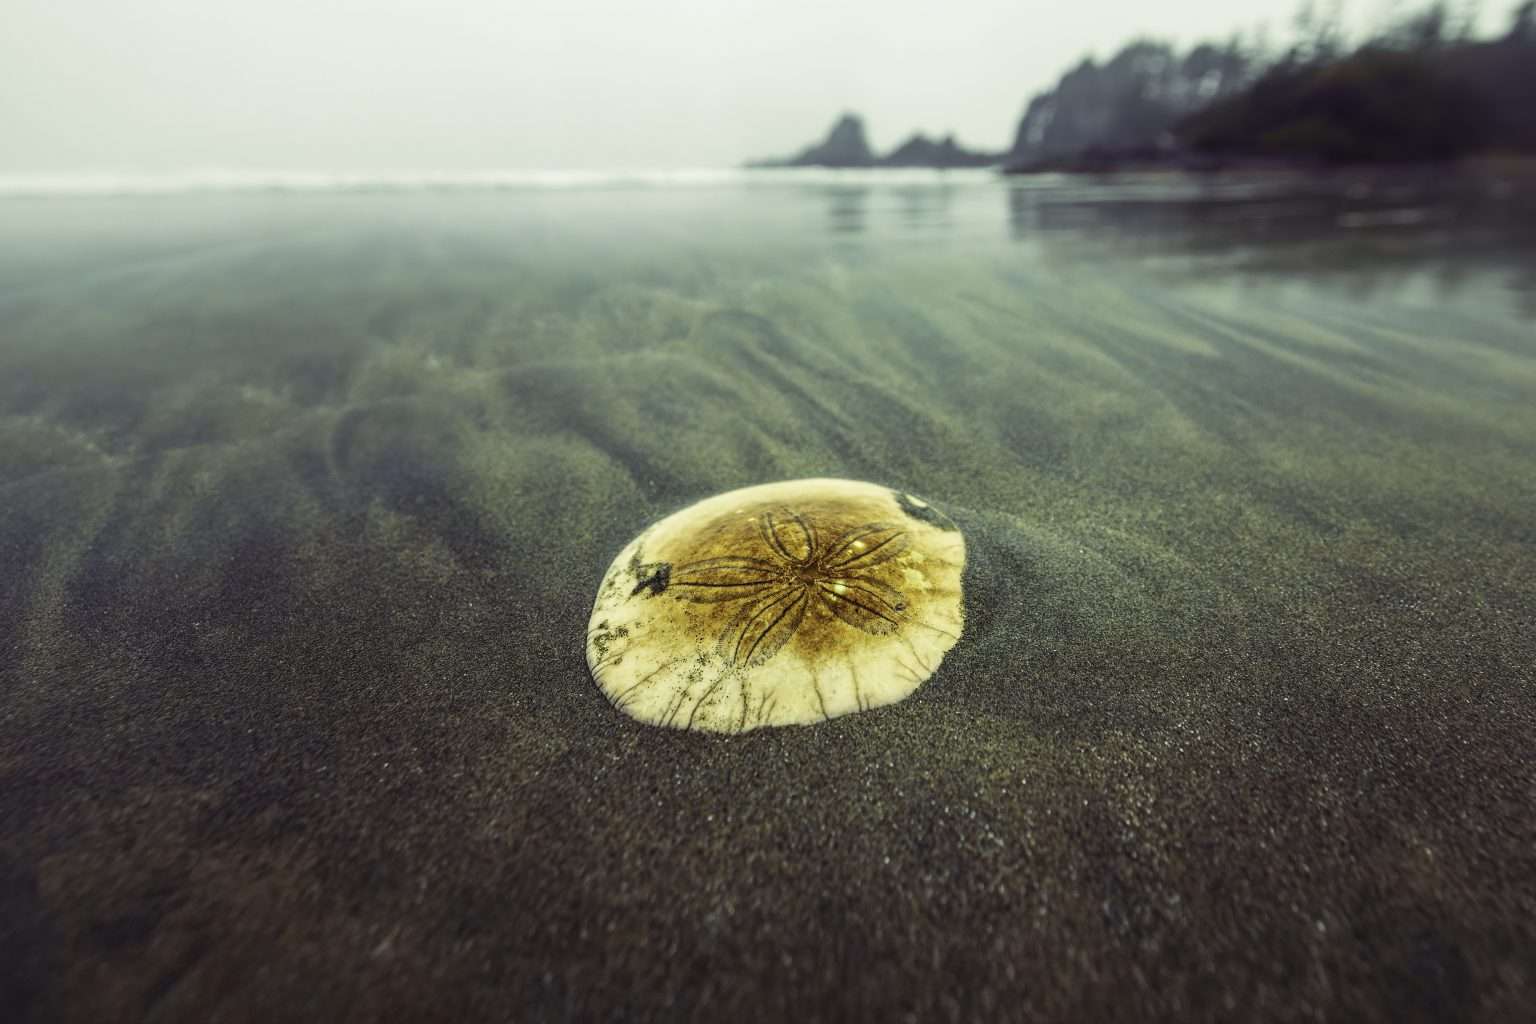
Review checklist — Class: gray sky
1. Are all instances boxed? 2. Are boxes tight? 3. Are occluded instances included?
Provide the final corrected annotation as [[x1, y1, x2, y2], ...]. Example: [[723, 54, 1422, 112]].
[[0, 0, 1518, 173]]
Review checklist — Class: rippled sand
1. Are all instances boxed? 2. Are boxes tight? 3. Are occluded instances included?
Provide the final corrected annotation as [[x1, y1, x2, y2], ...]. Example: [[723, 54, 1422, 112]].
[[3, 178, 1534, 1021]]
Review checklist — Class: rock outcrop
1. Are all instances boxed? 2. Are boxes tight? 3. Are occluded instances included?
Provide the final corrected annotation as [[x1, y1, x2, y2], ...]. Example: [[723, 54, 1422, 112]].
[[880, 133, 996, 168], [749, 115, 997, 169], [750, 113, 875, 168]]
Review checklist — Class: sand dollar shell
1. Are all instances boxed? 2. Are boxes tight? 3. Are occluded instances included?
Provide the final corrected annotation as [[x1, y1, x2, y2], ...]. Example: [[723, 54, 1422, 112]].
[[586, 478, 966, 733]]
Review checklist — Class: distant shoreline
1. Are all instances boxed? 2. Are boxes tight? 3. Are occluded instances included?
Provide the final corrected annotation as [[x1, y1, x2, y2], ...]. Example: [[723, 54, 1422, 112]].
[[4, 157, 1532, 200], [0, 167, 1002, 199]]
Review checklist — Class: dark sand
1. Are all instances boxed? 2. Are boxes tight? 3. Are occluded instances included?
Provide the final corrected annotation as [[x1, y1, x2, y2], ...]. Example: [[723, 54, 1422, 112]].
[[2, 179, 1535, 1021]]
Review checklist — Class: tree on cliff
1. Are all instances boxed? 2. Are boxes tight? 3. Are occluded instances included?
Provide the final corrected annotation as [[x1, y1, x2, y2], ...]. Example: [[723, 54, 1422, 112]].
[[1177, 0, 1536, 162], [1177, 47, 1490, 162], [1007, 39, 1252, 166]]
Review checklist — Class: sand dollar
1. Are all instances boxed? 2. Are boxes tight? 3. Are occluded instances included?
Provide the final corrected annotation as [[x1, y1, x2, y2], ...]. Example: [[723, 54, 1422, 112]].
[[586, 478, 966, 733]]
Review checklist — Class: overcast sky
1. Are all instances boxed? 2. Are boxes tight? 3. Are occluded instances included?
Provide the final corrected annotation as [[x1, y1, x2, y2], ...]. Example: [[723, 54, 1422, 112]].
[[0, 1, 1518, 173]]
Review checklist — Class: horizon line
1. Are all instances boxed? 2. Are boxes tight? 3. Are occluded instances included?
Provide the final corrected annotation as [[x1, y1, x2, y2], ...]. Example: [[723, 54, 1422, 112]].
[[0, 166, 1014, 198]]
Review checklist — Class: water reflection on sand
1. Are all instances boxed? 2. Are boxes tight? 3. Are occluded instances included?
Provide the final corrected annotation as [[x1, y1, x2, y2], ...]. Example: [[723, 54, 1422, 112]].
[[784, 167, 1536, 317]]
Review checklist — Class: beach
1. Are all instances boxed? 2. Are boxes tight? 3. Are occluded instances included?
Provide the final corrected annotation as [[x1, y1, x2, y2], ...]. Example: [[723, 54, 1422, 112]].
[[2, 173, 1534, 1021]]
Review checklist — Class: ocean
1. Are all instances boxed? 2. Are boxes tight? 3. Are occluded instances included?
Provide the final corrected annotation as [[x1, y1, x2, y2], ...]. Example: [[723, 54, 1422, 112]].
[[2, 168, 1534, 1021]]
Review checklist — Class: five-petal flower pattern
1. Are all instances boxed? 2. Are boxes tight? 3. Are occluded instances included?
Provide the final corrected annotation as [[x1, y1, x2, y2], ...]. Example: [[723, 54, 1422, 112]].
[[664, 508, 910, 668]]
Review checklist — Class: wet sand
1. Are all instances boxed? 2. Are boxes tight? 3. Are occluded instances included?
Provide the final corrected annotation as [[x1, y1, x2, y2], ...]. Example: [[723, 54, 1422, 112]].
[[2, 182, 1534, 1021]]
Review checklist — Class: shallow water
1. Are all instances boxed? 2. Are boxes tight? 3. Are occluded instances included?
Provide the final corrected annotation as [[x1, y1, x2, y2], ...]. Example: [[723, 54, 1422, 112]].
[[2, 173, 1534, 1021]]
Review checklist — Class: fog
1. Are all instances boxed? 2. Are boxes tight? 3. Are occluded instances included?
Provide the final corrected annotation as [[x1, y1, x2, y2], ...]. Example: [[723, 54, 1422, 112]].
[[0, 0, 1516, 173]]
